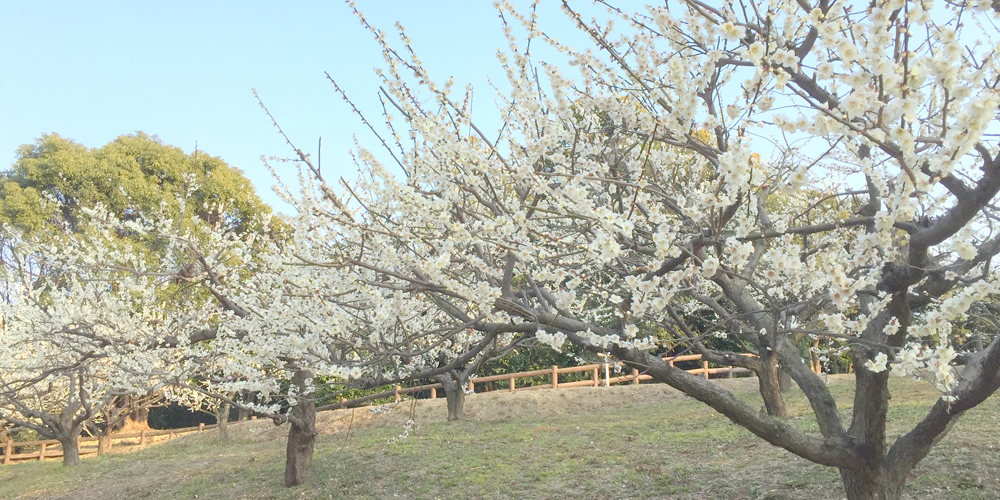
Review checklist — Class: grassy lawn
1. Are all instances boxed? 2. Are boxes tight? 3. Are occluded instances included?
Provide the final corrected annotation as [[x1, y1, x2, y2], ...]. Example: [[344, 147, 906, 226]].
[[2, 375, 998, 499]]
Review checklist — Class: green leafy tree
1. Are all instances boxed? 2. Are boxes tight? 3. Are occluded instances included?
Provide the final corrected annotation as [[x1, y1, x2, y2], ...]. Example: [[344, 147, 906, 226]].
[[1, 132, 273, 238]]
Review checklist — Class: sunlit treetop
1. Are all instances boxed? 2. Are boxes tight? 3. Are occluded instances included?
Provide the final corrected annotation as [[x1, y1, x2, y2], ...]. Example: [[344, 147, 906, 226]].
[[1, 132, 274, 237]]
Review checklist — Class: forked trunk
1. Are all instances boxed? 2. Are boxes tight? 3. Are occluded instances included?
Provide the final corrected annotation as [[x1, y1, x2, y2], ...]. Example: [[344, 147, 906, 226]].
[[435, 373, 466, 421], [59, 435, 80, 466], [840, 467, 905, 500], [284, 369, 316, 487]]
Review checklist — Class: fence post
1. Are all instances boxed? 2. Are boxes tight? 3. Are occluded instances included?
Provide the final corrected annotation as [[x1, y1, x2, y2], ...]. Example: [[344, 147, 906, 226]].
[[341, 397, 347, 409], [38, 442, 46, 461], [430, 387, 437, 399], [394, 385, 401, 403], [199, 423, 205, 432], [632, 368, 640, 384], [552, 365, 559, 389], [703, 360, 710, 379], [509, 376, 515, 392], [468, 380, 475, 394], [604, 362, 610, 386], [592, 367, 599, 387], [3, 436, 11, 464], [139, 429, 147, 446]]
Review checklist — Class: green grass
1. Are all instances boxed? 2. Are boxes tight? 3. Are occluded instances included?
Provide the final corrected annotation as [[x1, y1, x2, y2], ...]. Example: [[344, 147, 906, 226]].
[[2, 376, 999, 499]]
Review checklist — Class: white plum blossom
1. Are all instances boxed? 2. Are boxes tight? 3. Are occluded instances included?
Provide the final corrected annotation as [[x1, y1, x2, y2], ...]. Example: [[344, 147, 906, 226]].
[[536, 329, 568, 352], [865, 352, 889, 373], [701, 257, 720, 278]]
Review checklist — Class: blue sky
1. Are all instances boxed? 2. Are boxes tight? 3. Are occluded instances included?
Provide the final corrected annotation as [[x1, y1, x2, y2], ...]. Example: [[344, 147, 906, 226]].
[[1, 1, 581, 213]]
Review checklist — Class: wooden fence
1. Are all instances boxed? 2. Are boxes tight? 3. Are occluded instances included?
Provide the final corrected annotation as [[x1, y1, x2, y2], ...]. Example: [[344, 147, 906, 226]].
[[1, 422, 221, 465], [3, 353, 751, 465], [319, 353, 752, 411]]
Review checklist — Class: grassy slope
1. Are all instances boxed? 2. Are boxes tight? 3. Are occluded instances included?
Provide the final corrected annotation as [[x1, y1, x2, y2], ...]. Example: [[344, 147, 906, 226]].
[[2, 376, 998, 500]]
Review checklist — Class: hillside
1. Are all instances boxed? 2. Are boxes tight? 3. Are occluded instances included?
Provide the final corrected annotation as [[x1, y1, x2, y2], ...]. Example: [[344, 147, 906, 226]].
[[2, 376, 998, 500]]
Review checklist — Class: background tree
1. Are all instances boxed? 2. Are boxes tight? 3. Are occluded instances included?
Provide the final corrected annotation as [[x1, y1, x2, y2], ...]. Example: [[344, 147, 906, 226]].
[[0, 132, 277, 432], [0, 228, 215, 466], [1, 132, 271, 236]]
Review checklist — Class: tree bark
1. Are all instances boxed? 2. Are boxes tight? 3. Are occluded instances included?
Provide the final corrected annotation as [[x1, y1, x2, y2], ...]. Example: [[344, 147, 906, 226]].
[[53, 406, 86, 467], [839, 467, 905, 500], [216, 402, 231, 445], [58, 434, 80, 466], [710, 275, 790, 416], [758, 354, 789, 418], [810, 338, 823, 374], [778, 365, 793, 393], [435, 372, 466, 421], [97, 433, 111, 456], [284, 369, 316, 488]]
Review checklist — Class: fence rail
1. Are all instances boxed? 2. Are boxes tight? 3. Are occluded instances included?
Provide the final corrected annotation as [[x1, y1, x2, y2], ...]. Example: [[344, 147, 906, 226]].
[[3, 353, 752, 465], [319, 353, 752, 411], [1, 423, 221, 465]]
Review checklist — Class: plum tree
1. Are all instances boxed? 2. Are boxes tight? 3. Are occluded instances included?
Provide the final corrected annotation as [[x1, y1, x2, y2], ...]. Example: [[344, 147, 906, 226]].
[[302, 1, 1000, 498]]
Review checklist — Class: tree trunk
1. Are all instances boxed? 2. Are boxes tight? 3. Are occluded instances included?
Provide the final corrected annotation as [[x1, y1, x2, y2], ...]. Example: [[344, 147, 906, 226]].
[[284, 369, 316, 488], [97, 433, 111, 456], [240, 391, 257, 421], [59, 434, 80, 466], [435, 373, 466, 421], [840, 468, 905, 500], [778, 365, 793, 393], [810, 338, 823, 374], [758, 355, 788, 418], [126, 406, 150, 429], [216, 402, 231, 445], [446, 386, 466, 421], [110, 395, 152, 433]]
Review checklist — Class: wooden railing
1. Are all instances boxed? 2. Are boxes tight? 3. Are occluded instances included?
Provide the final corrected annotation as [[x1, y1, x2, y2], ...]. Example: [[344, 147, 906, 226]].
[[1, 422, 220, 465], [320, 353, 752, 411], [3, 353, 752, 464]]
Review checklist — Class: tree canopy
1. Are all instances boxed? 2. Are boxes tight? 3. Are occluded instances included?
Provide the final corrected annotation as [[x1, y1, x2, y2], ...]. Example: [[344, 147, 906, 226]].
[[1, 132, 272, 236]]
